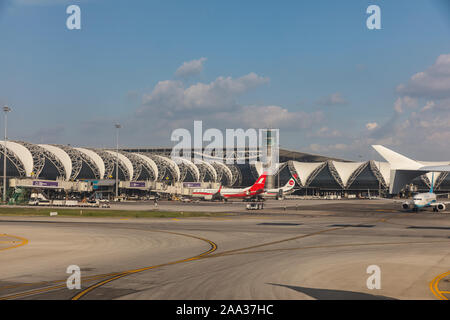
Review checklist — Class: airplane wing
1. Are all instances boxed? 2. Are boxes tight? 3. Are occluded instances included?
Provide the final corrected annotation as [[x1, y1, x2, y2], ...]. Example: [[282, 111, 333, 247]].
[[429, 201, 450, 206], [436, 193, 450, 197]]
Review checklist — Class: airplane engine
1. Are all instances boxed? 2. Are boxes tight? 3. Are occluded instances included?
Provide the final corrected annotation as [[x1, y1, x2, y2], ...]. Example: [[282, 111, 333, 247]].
[[402, 202, 411, 210], [436, 203, 446, 212]]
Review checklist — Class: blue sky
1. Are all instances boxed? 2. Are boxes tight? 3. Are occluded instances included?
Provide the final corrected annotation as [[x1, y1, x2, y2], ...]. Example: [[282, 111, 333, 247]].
[[1, 0, 450, 160]]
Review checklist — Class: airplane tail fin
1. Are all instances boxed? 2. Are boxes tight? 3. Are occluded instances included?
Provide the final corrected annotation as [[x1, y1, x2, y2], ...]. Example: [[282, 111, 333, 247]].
[[372, 145, 421, 170], [249, 172, 268, 192], [282, 174, 297, 191]]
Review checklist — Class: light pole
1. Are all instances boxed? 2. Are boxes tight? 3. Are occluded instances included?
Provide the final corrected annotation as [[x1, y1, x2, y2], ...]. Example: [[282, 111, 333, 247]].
[[115, 123, 121, 199], [3, 106, 11, 203]]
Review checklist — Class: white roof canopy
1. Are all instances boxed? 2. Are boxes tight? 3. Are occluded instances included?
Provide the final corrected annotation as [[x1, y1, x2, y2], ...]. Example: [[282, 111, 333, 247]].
[[133, 153, 159, 180], [291, 161, 325, 186], [39, 144, 72, 180], [153, 155, 180, 181], [1, 140, 34, 177], [332, 161, 365, 187], [173, 157, 200, 181], [105, 150, 134, 181], [75, 147, 105, 179]]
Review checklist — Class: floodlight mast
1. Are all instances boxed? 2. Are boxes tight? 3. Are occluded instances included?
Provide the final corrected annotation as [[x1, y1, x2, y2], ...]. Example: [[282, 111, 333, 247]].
[[3, 106, 11, 203], [115, 123, 121, 199]]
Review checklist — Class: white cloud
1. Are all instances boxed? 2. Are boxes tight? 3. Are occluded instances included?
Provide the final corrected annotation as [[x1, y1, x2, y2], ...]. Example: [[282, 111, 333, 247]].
[[393, 96, 418, 113], [307, 98, 450, 160], [421, 100, 435, 112], [308, 126, 342, 138], [316, 92, 348, 106], [133, 69, 324, 143], [365, 122, 378, 131], [396, 54, 450, 99], [175, 57, 207, 78], [305, 54, 450, 160], [140, 72, 269, 115], [216, 105, 323, 129]]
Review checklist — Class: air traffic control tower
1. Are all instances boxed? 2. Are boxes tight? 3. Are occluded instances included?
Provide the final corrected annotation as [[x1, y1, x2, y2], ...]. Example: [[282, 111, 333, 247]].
[[261, 129, 279, 190]]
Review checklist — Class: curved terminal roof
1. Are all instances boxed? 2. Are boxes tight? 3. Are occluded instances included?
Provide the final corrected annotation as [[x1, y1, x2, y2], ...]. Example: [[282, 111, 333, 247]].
[[332, 161, 365, 187], [133, 153, 159, 180], [75, 147, 105, 179], [195, 159, 217, 182], [105, 151, 134, 181], [39, 144, 72, 180], [291, 161, 325, 186], [173, 157, 200, 181], [212, 161, 233, 184], [1, 140, 34, 176], [152, 155, 180, 181]]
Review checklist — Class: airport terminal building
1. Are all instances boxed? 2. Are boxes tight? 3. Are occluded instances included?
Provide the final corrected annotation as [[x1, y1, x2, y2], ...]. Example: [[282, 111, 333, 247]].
[[0, 141, 449, 200]]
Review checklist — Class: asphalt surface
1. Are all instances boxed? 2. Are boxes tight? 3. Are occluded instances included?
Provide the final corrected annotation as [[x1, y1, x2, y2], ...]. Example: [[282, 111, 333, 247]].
[[0, 199, 449, 300]]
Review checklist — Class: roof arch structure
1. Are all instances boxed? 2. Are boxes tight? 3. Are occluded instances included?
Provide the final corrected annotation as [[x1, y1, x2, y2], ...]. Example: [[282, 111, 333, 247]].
[[227, 164, 242, 186], [13, 141, 48, 178], [331, 161, 366, 188], [195, 159, 217, 182], [211, 161, 233, 186], [4, 141, 450, 193], [75, 147, 105, 179], [0, 140, 33, 177], [289, 161, 326, 186], [104, 150, 133, 181], [90, 149, 128, 180], [132, 153, 158, 181], [55, 145, 84, 180], [114, 151, 142, 181], [38, 144, 72, 181], [173, 157, 200, 182], [147, 154, 180, 182]]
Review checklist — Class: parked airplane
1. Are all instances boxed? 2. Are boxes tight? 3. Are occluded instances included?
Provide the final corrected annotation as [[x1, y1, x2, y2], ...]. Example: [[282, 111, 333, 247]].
[[192, 172, 268, 201], [263, 175, 297, 199], [400, 174, 450, 212]]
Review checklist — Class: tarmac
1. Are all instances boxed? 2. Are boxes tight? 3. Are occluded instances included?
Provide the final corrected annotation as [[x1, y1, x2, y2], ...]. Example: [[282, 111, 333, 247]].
[[0, 199, 449, 300]]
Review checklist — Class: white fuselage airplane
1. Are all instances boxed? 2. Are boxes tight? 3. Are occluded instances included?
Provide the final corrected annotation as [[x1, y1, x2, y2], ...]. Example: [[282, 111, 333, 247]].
[[401, 174, 449, 212], [192, 172, 268, 200], [262, 175, 297, 199], [401, 191, 450, 212]]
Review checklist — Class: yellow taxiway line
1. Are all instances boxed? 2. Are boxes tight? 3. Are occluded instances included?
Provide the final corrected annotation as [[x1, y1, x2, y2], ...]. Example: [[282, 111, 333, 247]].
[[71, 232, 217, 300], [430, 270, 450, 300], [0, 234, 28, 252]]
